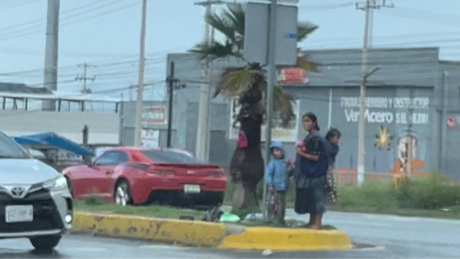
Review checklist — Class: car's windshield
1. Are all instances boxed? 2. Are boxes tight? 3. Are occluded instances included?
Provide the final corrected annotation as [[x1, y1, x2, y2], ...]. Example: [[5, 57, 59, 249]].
[[0, 133, 30, 159], [141, 150, 196, 164]]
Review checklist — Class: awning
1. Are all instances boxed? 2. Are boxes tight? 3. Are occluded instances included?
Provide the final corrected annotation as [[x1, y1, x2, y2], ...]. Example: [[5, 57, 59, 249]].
[[14, 131, 93, 156]]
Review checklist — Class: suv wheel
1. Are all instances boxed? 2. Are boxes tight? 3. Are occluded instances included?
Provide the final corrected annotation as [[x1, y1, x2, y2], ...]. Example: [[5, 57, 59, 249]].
[[30, 235, 61, 250]]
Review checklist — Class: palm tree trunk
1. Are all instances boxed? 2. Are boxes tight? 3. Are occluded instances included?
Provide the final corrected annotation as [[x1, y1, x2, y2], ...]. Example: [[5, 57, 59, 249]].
[[230, 147, 264, 213], [229, 111, 264, 214]]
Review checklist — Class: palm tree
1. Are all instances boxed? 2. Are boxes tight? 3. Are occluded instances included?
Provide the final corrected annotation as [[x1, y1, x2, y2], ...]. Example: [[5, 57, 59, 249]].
[[190, 3, 319, 214]]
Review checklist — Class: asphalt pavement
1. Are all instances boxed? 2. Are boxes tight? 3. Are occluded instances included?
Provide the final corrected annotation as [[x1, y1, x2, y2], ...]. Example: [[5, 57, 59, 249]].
[[0, 211, 459, 258]]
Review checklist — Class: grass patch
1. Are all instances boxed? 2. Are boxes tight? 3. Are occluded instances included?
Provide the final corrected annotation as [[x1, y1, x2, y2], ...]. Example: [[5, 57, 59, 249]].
[[226, 173, 460, 220], [75, 201, 203, 220]]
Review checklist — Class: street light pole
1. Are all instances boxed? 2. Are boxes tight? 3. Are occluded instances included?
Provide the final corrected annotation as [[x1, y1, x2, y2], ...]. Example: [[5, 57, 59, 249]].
[[195, 0, 214, 162], [262, 0, 278, 219], [134, 0, 148, 146], [357, 0, 370, 185]]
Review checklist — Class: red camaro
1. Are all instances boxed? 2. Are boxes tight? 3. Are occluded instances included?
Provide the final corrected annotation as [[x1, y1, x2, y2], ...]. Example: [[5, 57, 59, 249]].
[[63, 147, 227, 207]]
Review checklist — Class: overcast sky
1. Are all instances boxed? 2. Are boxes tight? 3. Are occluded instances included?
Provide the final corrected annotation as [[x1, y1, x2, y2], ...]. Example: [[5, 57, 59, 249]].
[[1, 0, 460, 100]]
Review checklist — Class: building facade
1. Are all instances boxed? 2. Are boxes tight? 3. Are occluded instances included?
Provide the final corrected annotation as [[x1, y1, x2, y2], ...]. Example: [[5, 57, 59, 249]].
[[122, 47, 460, 180]]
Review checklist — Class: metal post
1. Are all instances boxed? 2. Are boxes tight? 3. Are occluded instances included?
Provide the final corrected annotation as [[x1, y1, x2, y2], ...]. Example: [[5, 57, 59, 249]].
[[119, 94, 125, 146], [263, 0, 278, 219], [441, 71, 449, 172], [195, 0, 215, 162], [42, 0, 60, 111], [357, 0, 370, 185], [83, 63, 87, 93], [134, 0, 148, 146], [407, 89, 414, 177], [167, 62, 175, 148]]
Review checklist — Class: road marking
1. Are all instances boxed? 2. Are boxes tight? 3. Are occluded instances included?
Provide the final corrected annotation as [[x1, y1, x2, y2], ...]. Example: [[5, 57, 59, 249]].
[[354, 245, 386, 252]]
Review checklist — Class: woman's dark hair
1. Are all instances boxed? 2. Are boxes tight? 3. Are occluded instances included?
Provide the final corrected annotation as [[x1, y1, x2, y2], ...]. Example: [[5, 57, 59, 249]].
[[302, 112, 320, 131], [326, 128, 342, 141]]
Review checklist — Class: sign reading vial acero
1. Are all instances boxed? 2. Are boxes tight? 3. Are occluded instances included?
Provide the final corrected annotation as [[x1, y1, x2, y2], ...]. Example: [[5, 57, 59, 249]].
[[341, 97, 430, 125], [142, 106, 167, 126]]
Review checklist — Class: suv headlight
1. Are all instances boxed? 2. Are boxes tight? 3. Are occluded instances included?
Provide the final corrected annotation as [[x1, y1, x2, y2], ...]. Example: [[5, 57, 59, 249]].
[[44, 176, 68, 191]]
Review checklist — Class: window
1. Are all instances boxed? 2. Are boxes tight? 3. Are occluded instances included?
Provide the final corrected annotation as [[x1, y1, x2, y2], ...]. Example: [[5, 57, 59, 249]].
[[141, 150, 195, 164], [118, 152, 129, 163], [94, 152, 120, 166], [95, 151, 129, 166], [0, 133, 29, 159]]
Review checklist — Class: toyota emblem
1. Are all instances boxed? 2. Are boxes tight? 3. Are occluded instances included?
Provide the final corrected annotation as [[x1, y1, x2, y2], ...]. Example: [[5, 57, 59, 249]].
[[11, 186, 26, 198]]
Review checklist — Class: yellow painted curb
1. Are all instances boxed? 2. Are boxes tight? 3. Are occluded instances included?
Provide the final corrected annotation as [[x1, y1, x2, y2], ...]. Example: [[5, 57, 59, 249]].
[[73, 212, 226, 247], [219, 227, 352, 251], [73, 212, 352, 251]]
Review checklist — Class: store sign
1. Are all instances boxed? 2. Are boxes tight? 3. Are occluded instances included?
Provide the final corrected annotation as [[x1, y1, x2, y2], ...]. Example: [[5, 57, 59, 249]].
[[141, 129, 160, 148], [142, 106, 167, 127], [341, 97, 430, 124], [278, 68, 307, 85]]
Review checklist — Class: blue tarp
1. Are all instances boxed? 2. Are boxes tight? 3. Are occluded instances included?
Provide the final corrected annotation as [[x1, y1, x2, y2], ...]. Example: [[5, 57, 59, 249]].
[[14, 131, 93, 156]]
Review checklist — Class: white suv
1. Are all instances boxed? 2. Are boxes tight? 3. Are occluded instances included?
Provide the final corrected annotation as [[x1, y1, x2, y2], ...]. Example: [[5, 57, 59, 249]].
[[0, 131, 72, 250]]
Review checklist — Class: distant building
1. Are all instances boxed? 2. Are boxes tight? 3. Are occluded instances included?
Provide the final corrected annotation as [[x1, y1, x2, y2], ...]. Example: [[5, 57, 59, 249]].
[[0, 82, 121, 145], [120, 47, 460, 180]]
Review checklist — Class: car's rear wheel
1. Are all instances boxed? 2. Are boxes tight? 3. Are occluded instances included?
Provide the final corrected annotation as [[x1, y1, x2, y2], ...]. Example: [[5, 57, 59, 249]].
[[30, 235, 61, 250], [115, 180, 132, 206]]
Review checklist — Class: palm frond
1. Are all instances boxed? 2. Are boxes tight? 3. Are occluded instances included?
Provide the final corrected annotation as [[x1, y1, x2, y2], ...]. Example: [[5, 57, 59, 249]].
[[190, 40, 240, 61], [206, 12, 238, 44], [296, 54, 320, 73], [223, 3, 246, 49], [216, 68, 263, 97], [297, 22, 318, 42], [273, 86, 296, 127]]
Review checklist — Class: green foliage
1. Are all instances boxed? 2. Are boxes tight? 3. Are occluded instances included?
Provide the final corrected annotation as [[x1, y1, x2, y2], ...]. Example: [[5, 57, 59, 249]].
[[84, 194, 106, 206], [335, 173, 460, 211], [396, 173, 460, 210]]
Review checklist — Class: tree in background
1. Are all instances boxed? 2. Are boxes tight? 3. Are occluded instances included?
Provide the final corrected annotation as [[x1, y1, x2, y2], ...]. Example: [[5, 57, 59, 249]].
[[190, 3, 319, 214]]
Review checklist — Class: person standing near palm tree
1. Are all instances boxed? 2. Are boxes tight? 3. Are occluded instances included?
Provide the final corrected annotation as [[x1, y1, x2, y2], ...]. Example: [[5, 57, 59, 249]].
[[190, 3, 319, 213], [294, 113, 329, 230]]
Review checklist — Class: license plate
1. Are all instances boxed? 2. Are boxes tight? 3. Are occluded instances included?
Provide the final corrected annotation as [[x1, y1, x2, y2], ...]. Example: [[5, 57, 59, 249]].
[[6, 205, 33, 223], [184, 184, 200, 194]]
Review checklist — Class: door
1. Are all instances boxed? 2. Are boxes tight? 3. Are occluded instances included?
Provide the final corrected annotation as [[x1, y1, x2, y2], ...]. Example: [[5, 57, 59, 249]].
[[88, 151, 129, 198]]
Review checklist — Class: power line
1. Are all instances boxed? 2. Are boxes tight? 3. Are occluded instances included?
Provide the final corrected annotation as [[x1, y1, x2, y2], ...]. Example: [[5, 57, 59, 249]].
[[0, 0, 40, 10], [0, 0, 112, 33], [0, 0, 141, 41]]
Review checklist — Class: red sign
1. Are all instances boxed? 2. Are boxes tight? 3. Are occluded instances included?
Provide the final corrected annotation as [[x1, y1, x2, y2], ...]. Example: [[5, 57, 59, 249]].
[[142, 106, 167, 126], [278, 68, 307, 85]]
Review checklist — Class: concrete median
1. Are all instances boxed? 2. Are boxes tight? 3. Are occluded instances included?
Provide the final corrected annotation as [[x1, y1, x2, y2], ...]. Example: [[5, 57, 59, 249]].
[[73, 212, 352, 251]]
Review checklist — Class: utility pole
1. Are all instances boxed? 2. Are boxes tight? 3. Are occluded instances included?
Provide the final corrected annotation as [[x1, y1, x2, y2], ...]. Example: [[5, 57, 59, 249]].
[[195, 0, 224, 162], [134, 0, 148, 147], [356, 0, 392, 185], [406, 89, 414, 178], [42, 0, 60, 111], [167, 62, 176, 148], [76, 63, 96, 94], [262, 0, 278, 219]]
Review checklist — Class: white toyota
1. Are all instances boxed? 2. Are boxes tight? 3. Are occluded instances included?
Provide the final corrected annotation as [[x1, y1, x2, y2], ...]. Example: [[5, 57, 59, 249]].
[[0, 131, 72, 250]]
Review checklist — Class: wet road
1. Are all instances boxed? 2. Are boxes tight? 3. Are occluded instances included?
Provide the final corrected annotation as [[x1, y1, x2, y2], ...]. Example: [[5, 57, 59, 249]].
[[288, 210, 460, 258], [0, 234, 392, 258], [0, 211, 459, 258]]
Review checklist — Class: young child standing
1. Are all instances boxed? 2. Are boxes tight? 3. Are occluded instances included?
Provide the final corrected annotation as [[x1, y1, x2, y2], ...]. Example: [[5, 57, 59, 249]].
[[265, 142, 294, 225], [325, 128, 341, 205]]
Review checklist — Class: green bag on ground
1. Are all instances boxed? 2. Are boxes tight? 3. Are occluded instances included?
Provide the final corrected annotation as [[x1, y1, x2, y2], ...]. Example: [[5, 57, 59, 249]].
[[218, 212, 241, 223]]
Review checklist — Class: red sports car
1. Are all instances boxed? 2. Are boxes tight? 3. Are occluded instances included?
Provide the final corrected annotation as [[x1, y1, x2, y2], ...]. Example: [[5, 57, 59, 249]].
[[63, 147, 227, 207]]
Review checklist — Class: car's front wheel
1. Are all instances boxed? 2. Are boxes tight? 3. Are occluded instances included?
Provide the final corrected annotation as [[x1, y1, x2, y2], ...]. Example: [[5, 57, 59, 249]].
[[30, 235, 61, 250]]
